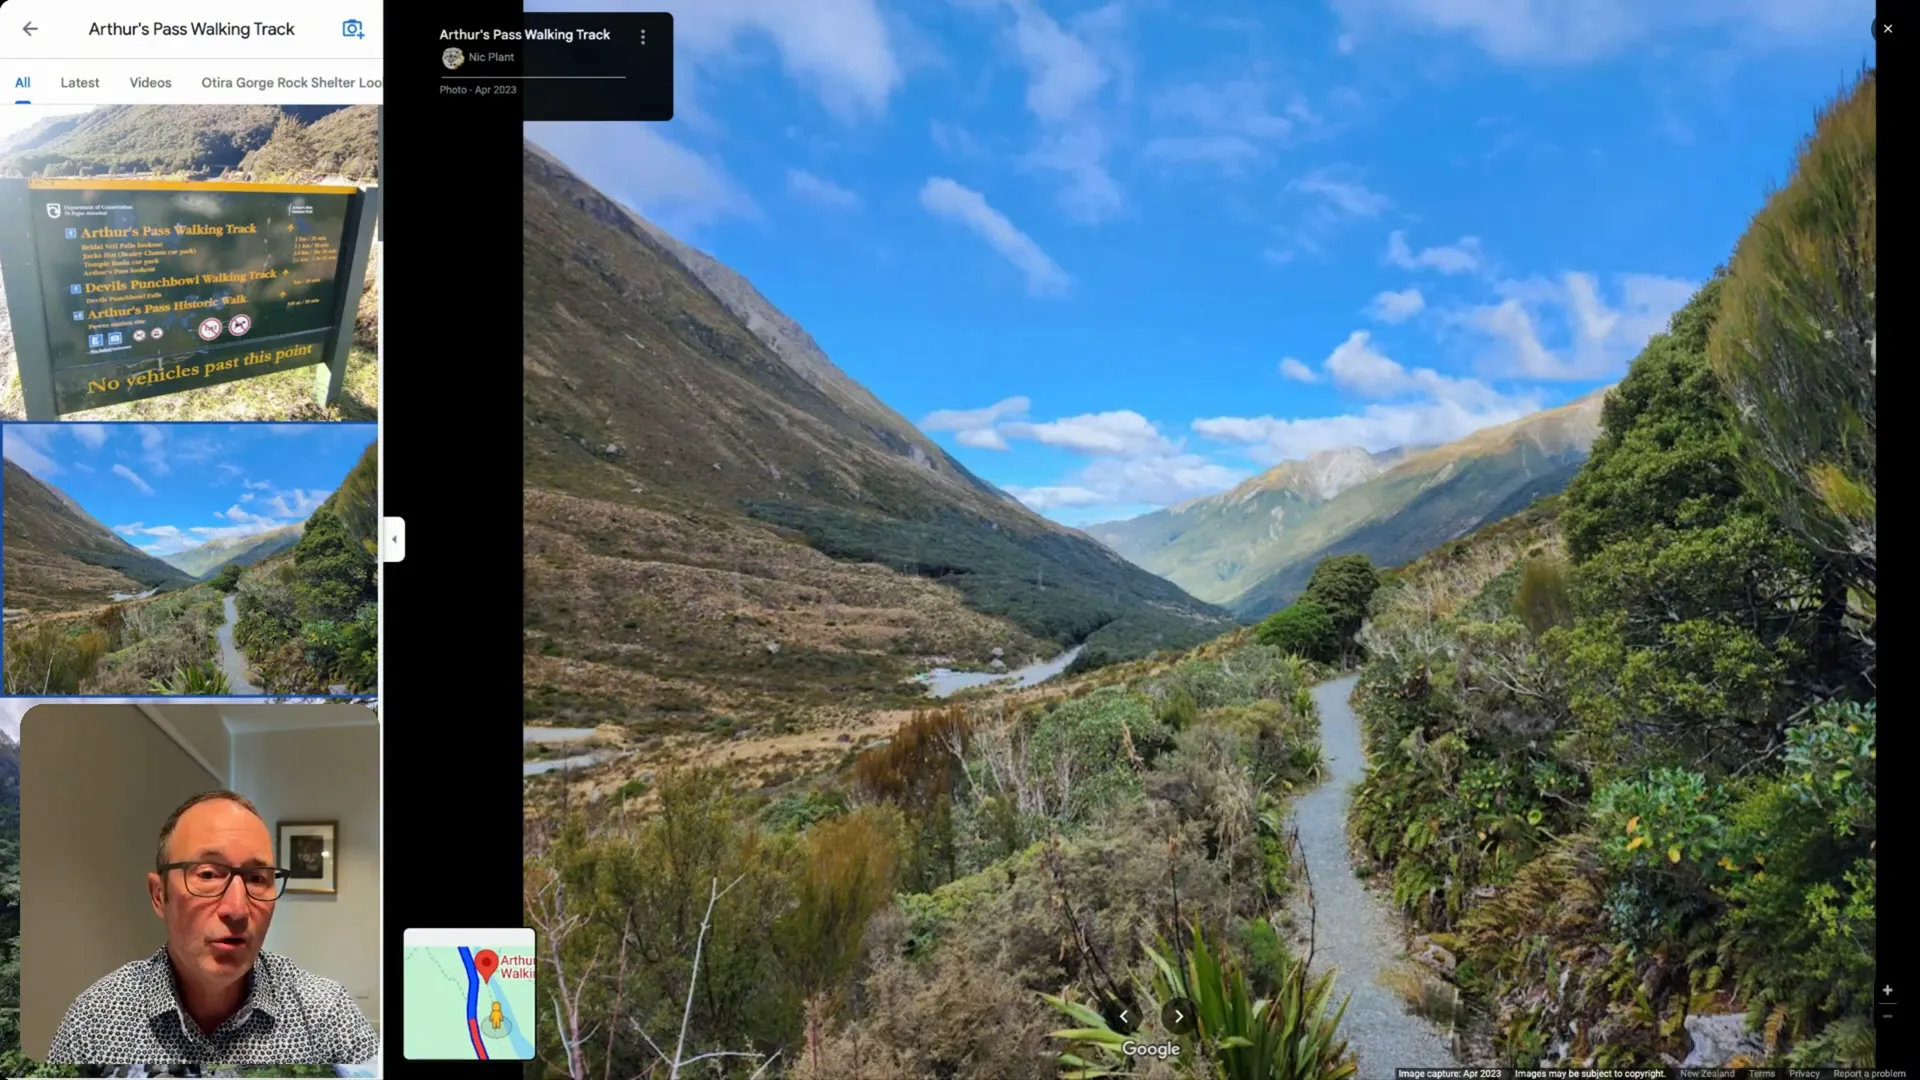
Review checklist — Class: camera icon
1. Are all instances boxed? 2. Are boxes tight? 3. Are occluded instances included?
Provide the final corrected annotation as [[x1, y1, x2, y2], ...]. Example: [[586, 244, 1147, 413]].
[[342, 19, 365, 39]]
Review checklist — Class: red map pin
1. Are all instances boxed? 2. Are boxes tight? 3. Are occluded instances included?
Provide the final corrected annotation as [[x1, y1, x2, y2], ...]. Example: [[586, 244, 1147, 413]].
[[474, 950, 499, 983]]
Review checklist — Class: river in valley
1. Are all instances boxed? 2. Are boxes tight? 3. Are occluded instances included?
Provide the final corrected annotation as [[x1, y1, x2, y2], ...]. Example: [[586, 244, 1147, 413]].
[[523, 725, 622, 777], [916, 645, 1084, 698]]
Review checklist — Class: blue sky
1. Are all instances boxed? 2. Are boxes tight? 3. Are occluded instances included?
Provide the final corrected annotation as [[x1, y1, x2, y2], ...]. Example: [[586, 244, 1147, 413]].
[[4, 423, 374, 557], [524, 0, 1872, 526]]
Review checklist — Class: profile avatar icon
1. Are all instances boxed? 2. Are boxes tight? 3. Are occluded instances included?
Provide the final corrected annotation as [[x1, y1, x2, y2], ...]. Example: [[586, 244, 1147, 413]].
[[442, 47, 466, 71]]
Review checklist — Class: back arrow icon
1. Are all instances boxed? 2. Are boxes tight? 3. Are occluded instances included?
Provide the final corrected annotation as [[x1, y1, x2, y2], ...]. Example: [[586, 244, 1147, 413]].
[[23, 23, 38, 35]]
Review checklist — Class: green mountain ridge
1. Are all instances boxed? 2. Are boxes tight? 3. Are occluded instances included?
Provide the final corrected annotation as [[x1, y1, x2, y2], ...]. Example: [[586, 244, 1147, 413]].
[[0, 104, 378, 181], [161, 523, 304, 579], [2, 458, 197, 611], [1091, 392, 1608, 616]]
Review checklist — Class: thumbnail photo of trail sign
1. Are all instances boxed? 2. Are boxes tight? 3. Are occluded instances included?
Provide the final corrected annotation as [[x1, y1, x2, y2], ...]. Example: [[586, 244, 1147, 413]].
[[0, 177, 379, 419]]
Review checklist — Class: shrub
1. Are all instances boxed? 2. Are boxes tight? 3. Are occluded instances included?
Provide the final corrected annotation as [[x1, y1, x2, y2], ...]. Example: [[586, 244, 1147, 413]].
[[1512, 555, 1573, 637], [1254, 602, 1337, 664]]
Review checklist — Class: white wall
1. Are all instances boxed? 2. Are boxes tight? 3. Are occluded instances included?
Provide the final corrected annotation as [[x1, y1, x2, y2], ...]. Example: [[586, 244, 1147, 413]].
[[19, 704, 222, 1060], [146, 704, 231, 783], [229, 723, 381, 1027]]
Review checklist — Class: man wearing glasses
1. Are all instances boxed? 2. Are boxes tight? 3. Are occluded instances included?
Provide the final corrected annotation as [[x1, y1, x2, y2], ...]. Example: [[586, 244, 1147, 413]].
[[45, 790, 379, 1065]]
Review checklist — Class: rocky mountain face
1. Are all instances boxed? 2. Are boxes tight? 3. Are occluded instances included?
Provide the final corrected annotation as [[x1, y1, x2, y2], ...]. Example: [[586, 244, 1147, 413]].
[[162, 524, 304, 580], [1089, 391, 1608, 616]]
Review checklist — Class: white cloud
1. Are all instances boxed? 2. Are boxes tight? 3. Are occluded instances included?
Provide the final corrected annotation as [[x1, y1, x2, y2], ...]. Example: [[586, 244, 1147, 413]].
[[1008, 0, 1109, 121], [787, 168, 861, 208], [523, 126, 759, 236], [1385, 230, 1483, 274], [219, 504, 280, 526], [1001, 410, 1171, 456], [1322, 330, 1509, 409], [1327, 0, 1867, 65], [68, 424, 109, 449], [1269, 168, 1391, 261], [919, 178, 1070, 295], [137, 424, 170, 475], [1145, 78, 1314, 176], [2, 426, 60, 477], [996, 0, 1125, 222], [261, 489, 331, 519], [1369, 287, 1426, 323], [1193, 395, 1539, 466], [1193, 322, 1543, 466], [239, 492, 256, 503], [930, 120, 984, 158], [921, 395, 1032, 449], [244, 478, 272, 490], [1025, 125, 1123, 224], [955, 428, 1010, 449], [1001, 484, 1110, 510], [1070, 451, 1247, 506], [1143, 135, 1261, 172], [928, 396, 1246, 515], [1279, 356, 1318, 382], [112, 464, 154, 494], [561, 0, 902, 118], [1291, 171, 1391, 217], [1461, 271, 1696, 379]]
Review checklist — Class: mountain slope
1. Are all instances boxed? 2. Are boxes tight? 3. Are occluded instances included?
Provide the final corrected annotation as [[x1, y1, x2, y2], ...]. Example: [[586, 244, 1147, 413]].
[[1085, 446, 1411, 597], [1092, 392, 1606, 616], [521, 142, 1235, 727], [2, 459, 196, 611], [0, 105, 353, 179], [162, 524, 303, 579]]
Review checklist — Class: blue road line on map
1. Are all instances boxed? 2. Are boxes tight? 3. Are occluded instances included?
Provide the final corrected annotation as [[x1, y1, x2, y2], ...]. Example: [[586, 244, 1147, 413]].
[[458, 946, 485, 1059], [459, 947, 480, 1020]]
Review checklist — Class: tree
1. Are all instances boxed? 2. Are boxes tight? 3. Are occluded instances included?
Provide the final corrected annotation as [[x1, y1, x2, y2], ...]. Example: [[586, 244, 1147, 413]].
[[1554, 281, 1828, 775], [211, 563, 243, 593], [1254, 602, 1337, 665], [1300, 554, 1380, 667], [291, 507, 375, 622], [1709, 68, 1875, 651]]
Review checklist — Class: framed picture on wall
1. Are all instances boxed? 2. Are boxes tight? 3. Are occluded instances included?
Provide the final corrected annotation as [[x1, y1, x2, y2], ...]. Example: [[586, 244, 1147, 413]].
[[278, 821, 338, 895]]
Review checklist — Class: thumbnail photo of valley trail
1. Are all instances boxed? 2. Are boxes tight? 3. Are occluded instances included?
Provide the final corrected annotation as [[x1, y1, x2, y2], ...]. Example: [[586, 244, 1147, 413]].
[[1, 422, 376, 697], [516, 31, 1873, 1080], [0, 104, 379, 422]]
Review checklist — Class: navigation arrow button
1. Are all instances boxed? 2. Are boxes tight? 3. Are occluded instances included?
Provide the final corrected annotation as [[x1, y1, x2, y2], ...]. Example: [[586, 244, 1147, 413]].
[[23, 22, 37, 36]]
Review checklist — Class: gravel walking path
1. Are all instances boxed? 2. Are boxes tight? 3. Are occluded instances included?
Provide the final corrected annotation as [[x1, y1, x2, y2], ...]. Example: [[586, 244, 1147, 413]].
[[218, 593, 263, 695], [1291, 674, 1456, 1076]]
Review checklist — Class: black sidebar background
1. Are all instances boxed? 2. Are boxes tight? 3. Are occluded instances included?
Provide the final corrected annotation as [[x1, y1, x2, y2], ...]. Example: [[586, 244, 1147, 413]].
[[384, 1, 525, 1075]]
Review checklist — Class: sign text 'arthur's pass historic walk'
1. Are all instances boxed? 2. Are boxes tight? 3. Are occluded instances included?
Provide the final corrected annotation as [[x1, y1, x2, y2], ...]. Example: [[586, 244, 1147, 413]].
[[0, 177, 379, 418]]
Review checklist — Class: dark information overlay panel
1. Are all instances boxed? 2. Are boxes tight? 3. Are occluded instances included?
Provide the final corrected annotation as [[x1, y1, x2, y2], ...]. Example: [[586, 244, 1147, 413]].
[[25, 180, 353, 412], [436, 12, 672, 121]]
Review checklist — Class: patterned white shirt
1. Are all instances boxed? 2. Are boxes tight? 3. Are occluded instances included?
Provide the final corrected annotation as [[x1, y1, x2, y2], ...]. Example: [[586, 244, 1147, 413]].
[[47, 947, 379, 1065]]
